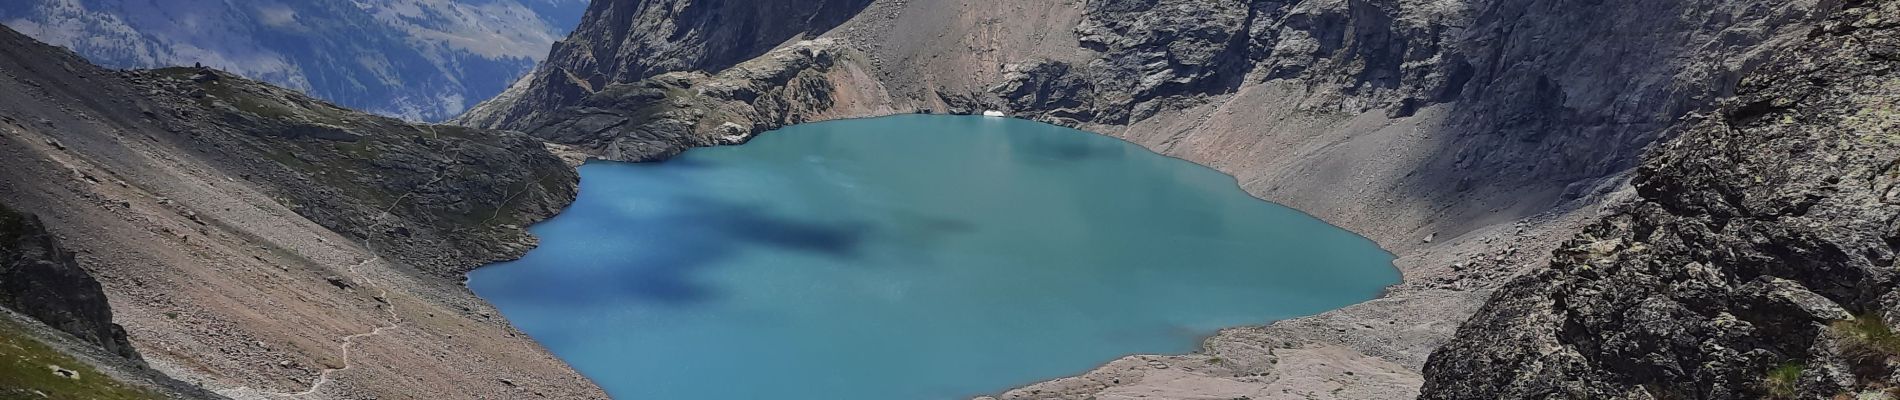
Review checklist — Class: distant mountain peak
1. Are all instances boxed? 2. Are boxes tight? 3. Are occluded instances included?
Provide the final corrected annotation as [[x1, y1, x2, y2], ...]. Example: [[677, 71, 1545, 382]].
[[0, 0, 589, 122]]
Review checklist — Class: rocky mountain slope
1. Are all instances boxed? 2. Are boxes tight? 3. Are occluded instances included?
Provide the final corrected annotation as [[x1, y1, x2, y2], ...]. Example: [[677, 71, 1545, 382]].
[[1, 203, 136, 360], [445, 0, 1888, 398], [1422, 1, 1900, 398], [2, 0, 587, 121], [0, 24, 603, 398], [130, 66, 581, 278], [0, 202, 226, 399]]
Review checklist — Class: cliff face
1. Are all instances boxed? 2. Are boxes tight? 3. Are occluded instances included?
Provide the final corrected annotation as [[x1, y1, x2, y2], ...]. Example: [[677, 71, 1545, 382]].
[[512, 38, 901, 161], [0, 203, 136, 360], [1422, 1, 1900, 398], [0, 25, 603, 398], [0, 203, 225, 399], [454, 0, 874, 129]]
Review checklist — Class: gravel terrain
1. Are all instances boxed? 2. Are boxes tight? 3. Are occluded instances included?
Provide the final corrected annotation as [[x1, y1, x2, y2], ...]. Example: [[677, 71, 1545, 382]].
[[0, 26, 604, 399]]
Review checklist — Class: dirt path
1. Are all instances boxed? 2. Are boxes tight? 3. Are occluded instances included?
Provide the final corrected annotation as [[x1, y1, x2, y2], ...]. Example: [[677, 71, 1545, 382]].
[[257, 172, 444, 398]]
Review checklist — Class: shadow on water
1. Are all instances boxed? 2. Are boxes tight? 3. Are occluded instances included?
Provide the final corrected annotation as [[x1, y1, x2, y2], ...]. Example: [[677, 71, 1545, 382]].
[[650, 156, 715, 170], [668, 194, 873, 258], [1003, 127, 1125, 165], [492, 192, 873, 307]]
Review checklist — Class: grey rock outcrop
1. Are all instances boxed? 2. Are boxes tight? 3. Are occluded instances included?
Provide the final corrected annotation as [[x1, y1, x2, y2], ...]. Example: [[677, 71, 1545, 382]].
[[1421, 1, 1900, 397], [996, 0, 1256, 124], [998, 0, 1458, 122], [0, 203, 136, 360], [455, 0, 875, 129]]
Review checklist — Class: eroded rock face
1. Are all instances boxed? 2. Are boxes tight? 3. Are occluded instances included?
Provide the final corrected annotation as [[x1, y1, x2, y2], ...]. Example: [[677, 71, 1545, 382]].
[[454, 0, 875, 129], [513, 39, 897, 162], [997, 0, 1459, 124], [1421, 1, 1900, 397], [0, 204, 137, 360]]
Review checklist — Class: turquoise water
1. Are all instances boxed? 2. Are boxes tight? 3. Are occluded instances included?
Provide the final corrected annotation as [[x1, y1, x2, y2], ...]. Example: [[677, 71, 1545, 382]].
[[467, 115, 1398, 400]]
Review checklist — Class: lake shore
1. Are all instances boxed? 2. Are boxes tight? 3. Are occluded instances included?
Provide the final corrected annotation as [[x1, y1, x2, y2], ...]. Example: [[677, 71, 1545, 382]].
[[472, 115, 1407, 399]]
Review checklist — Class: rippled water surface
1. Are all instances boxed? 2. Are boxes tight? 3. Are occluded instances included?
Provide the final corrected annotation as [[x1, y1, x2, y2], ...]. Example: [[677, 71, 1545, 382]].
[[468, 115, 1398, 399]]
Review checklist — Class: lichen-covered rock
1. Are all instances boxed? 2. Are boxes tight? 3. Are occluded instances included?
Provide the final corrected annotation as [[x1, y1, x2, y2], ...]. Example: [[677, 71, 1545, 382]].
[[1421, 1, 1900, 398]]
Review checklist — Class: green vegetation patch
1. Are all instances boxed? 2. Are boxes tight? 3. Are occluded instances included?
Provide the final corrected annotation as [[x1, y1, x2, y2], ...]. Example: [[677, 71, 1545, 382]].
[[0, 318, 160, 400], [1762, 362, 1803, 399], [192, 80, 292, 120], [1833, 315, 1900, 360], [152, 67, 345, 124], [1830, 314, 1900, 389]]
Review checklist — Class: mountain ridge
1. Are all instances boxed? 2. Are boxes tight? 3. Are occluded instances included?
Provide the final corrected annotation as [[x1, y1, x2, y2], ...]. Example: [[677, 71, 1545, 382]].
[[2, 0, 588, 121]]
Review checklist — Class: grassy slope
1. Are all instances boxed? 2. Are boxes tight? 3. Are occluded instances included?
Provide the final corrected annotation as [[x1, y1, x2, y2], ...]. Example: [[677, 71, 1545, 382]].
[[0, 317, 157, 400]]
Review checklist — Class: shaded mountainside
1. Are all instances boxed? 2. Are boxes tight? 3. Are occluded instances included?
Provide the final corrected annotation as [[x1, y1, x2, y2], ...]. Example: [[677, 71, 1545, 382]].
[[2, 0, 588, 121], [0, 25, 601, 398], [1422, 1, 1900, 398]]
